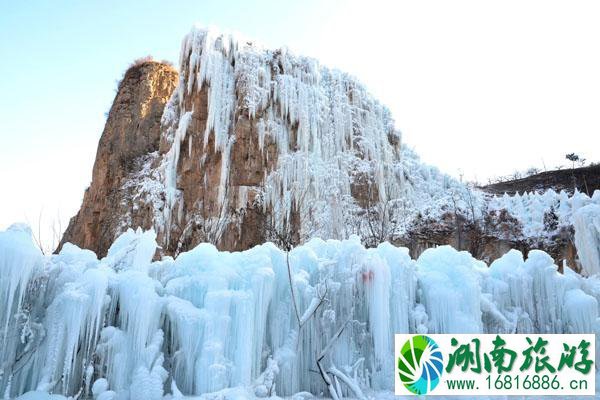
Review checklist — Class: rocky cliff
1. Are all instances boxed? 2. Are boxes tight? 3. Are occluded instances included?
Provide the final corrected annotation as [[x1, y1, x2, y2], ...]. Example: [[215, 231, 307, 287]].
[[61, 29, 405, 257], [60, 61, 178, 256], [60, 28, 598, 272]]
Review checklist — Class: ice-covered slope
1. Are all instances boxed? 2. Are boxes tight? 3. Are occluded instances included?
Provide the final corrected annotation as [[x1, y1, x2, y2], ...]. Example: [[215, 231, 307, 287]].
[[62, 26, 406, 257], [57, 26, 597, 278], [488, 189, 600, 241], [400, 159, 600, 271], [2, 217, 600, 399], [59, 27, 486, 259]]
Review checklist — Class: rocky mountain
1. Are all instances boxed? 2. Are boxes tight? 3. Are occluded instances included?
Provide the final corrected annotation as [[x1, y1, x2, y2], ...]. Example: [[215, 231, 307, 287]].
[[60, 27, 599, 274], [3, 25, 600, 399], [60, 61, 178, 256], [61, 28, 406, 257]]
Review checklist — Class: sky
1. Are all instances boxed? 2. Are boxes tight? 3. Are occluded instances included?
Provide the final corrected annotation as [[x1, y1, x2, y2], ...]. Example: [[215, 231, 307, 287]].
[[1, 0, 599, 249]]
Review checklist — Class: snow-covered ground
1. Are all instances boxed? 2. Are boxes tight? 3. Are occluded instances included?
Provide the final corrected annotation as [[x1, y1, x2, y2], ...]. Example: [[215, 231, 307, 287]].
[[2, 199, 600, 399]]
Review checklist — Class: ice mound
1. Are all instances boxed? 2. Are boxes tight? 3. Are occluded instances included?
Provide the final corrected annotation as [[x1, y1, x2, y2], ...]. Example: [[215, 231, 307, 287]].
[[1, 220, 600, 399]]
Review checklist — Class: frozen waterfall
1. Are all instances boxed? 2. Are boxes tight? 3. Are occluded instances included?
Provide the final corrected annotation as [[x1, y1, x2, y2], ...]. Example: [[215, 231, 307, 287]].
[[1, 215, 600, 399]]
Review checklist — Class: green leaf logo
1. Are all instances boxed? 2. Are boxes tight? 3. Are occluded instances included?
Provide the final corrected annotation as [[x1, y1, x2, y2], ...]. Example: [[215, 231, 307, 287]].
[[397, 335, 444, 394]]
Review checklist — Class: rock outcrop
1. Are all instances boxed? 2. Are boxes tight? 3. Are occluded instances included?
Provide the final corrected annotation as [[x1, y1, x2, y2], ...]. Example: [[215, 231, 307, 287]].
[[151, 29, 403, 255], [60, 61, 178, 256], [59, 28, 598, 273], [483, 164, 600, 196], [60, 29, 405, 257]]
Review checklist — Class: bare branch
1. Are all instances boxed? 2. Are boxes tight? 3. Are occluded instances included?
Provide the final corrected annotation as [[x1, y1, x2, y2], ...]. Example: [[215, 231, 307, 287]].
[[328, 365, 367, 400], [317, 316, 351, 361], [286, 251, 302, 326]]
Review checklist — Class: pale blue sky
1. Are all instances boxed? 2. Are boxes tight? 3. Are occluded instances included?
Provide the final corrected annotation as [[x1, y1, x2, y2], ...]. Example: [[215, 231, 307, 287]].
[[0, 0, 340, 243], [1, 0, 599, 247]]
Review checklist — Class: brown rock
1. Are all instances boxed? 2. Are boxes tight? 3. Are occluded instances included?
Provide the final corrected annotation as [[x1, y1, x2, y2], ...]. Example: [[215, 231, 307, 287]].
[[59, 61, 178, 257]]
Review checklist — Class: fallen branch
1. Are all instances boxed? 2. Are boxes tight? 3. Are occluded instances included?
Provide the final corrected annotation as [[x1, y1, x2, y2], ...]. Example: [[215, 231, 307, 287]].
[[329, 364, 367, 400], [316, 316, 353, 400]]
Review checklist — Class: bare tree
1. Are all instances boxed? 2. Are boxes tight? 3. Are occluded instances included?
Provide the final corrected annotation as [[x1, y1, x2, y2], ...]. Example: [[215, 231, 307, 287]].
[[262, 191, 325, 334], [32, 209, 44, 254], [171, 178, 231, 256], [511, 171, 522, 180], [50, 211, 63, 253], [316, 316, 366, 400], [448, 190, 463, 249], [361, 183, 402, 248], [262, 191, 367, 399], [25, 208, 64, 255], [447, 186, 487, 255], [525, 167, 540, 177], [565, 153, 587, 193], [198, 185, 231, 244]]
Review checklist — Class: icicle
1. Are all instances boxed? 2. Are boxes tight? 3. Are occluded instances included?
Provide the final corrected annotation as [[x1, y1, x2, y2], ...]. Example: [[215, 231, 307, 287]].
[[0, 224, 41, 346], [3, 225, 600, 398], [157, 26, 408, 243], [574, 204, 600, 275]]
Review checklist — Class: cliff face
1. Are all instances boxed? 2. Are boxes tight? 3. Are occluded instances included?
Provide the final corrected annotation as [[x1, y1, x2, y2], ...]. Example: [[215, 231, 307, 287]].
[[400, 206, 580, 271], [152, 29, 403, 255], [61, 29, 404, 257], [60, 61, 178, 256], [60, 28, 596, 272]]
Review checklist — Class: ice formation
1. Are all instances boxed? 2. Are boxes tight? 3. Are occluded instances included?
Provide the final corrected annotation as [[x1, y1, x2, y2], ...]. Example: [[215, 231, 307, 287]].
[[147, 26, 405, 245], [6, 25, 600, 400], [396, 147, 485, 230], [487, 188, 600, 242], [2, 209, 600, 399], [118, 26, 568, 255], [574, 204, 600, 275]]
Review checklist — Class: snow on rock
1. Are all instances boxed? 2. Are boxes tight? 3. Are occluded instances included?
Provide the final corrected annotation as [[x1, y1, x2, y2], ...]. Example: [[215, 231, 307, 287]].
[[399, 147, 485, 230], [487, 189, 600, 242], [2, 224, 600, 398], [147, 25, 407, 249], [573, 203, 600, 276]]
